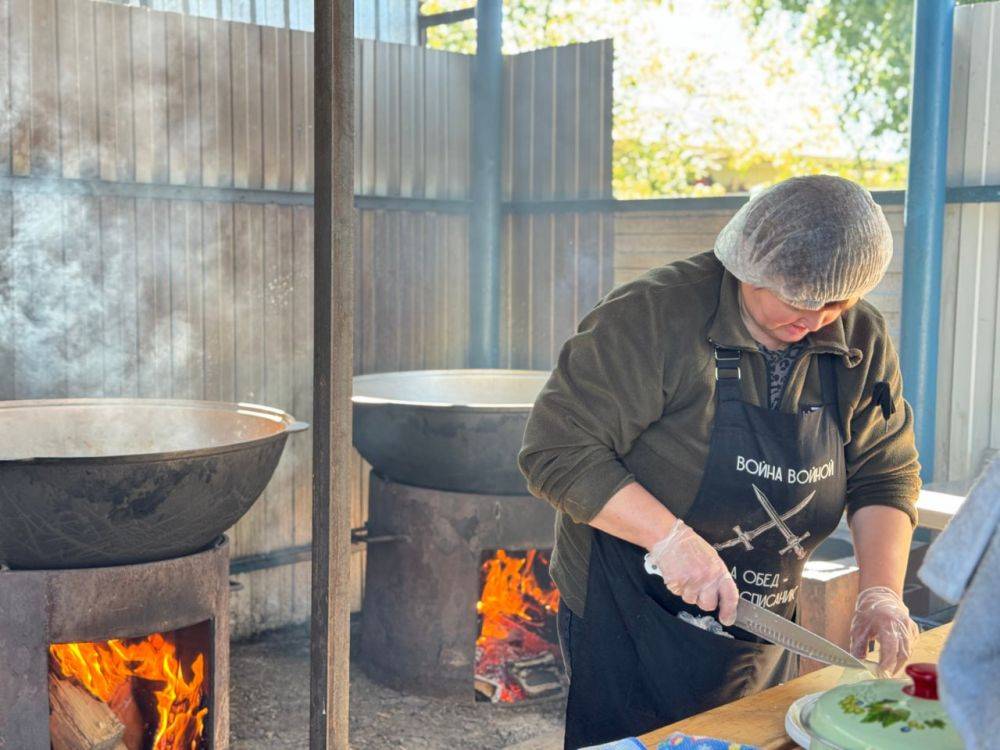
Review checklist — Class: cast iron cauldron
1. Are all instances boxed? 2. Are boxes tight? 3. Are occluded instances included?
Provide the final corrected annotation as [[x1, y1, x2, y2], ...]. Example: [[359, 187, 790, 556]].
[[0, 398, 308, 569], [352, 369, 549, 495]]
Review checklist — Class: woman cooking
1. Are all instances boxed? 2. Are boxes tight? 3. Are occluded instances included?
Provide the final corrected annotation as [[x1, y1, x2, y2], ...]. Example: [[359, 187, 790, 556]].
[[518, 175, 922, 749]]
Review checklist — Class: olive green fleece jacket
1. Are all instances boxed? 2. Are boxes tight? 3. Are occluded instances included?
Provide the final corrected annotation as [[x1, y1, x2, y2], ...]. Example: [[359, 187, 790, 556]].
[[518, 251, 921, 617]]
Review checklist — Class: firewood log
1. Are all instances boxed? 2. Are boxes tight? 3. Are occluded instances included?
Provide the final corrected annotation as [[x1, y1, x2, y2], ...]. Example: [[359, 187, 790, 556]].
[[49, 673, 126, 750]]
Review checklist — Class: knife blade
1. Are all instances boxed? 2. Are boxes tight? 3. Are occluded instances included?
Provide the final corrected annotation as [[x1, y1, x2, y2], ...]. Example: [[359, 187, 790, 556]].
[[642, 554, 879, 675], [735, 597, 879, 675]]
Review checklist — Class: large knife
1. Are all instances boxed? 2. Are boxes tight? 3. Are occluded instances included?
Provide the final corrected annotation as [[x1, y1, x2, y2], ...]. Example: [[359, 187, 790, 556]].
[[735, 597, 879, 675], [643, 555, 879, 675]]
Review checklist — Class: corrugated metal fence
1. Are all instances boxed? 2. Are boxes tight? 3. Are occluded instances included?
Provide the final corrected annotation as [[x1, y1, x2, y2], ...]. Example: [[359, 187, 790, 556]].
[[95, 0, 417, 39], [0, 0, 616, 635], [935, 1, 1000, 485], [501, 41, 615, 371]]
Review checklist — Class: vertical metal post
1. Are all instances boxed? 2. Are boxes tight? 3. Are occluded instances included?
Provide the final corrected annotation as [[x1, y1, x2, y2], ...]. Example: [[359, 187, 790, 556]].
[[468, 0, 503, 368], [311, 0, 353, 746], [900, 0, 954, 482]]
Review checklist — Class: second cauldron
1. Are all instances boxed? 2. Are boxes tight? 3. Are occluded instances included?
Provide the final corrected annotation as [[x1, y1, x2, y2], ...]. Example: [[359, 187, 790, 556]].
[[352, 369, 549, 495]]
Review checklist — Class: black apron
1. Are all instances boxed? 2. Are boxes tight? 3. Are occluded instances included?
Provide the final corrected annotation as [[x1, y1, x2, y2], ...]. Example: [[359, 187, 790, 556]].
[[563, 348, 847, 749]]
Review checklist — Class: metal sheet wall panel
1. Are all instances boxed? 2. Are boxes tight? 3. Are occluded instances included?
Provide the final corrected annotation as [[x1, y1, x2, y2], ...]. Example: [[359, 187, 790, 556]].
[[0, 0, 615, 632], [89, 0, 417, 37], [2, 0, 465, 198], [935, 2, 1000, 485], [500, 40, 616, 371]]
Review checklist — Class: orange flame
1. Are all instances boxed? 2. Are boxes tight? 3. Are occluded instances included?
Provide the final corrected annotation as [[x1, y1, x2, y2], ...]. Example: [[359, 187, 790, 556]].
[[476, 549, 559, 645], [50, 633, 207, 750]]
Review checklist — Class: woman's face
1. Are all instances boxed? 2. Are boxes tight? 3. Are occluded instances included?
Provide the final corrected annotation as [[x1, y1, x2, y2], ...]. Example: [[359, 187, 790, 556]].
[[740, 283, 858, 346]]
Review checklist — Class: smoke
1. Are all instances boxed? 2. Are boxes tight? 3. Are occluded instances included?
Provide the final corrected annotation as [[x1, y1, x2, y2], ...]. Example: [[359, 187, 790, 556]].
[[0, 3, 316, 462], [0, 185, 199, 403]]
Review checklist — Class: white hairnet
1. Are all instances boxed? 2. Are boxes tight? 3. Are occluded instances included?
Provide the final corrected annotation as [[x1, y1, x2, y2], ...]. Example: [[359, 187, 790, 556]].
[[713, 174, 893, 309]]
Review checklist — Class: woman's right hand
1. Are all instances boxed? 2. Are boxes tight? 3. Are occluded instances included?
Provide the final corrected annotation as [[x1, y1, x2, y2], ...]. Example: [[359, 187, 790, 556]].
[[647, 519, 739, 626]]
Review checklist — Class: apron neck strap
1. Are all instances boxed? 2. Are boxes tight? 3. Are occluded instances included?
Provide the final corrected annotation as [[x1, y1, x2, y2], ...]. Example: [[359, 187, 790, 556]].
[[819, 353, 838, 406], [714, 347, 743, 402], [819, 353, 844, 441]]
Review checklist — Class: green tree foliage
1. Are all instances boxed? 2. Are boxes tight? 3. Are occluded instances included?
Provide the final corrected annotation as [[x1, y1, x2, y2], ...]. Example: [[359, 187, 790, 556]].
[[742, 0, 914, 146], [419, 1, 936, 197], [741, 0, 990, 148]]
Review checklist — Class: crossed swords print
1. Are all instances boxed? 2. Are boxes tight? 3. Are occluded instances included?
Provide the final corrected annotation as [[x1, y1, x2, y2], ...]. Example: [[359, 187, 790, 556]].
[[712, 483, 815, 560]]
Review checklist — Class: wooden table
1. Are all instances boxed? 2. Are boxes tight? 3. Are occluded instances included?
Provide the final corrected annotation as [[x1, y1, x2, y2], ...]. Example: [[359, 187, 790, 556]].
[[638, 623, 952, 749]]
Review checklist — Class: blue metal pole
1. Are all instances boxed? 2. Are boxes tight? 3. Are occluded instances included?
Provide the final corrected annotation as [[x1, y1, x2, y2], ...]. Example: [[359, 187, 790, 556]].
[[468, 0, 503, 368], [900, 0, 955, 483]]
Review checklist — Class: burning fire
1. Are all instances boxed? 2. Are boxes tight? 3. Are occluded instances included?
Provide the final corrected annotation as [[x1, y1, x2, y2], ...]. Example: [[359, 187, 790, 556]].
[[477, 549, 560, 645], [475, 549, 561, 702], [50, 633, 207, 750]]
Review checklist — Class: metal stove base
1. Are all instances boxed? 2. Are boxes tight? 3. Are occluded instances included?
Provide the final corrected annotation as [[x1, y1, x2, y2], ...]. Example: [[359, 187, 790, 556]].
[[0, 537, 230, 749], [360, 473, 556, 701]]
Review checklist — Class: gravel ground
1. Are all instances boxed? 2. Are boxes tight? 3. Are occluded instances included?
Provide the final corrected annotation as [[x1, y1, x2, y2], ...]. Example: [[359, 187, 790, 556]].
[[229, 624, 566, 749]]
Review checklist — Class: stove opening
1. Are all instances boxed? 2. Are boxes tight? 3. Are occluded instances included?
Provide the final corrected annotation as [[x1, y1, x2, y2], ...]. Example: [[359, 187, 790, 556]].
[[48, 620, 212, 749], [474, 549, 564, 703]]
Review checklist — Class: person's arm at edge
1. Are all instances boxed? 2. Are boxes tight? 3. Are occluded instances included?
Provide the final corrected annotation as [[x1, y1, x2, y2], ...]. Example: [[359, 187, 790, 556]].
[[843, 308, 921, 568], [843, 309, 921, 674]]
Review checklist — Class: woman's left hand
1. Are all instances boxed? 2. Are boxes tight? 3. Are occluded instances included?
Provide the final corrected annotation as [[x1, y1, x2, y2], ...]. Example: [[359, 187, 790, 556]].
[[849, 585, 920, 676]]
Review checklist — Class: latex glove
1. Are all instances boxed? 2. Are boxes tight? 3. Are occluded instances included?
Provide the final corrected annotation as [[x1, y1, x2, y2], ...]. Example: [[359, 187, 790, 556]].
[[849, 586, 920, 677], [647, 518, 739, 626]]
